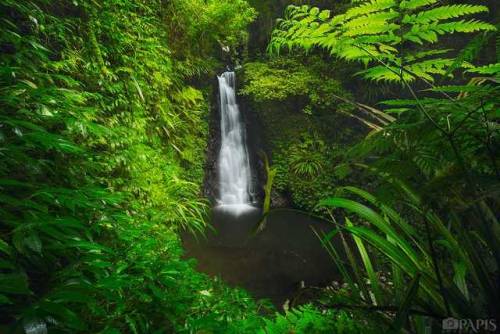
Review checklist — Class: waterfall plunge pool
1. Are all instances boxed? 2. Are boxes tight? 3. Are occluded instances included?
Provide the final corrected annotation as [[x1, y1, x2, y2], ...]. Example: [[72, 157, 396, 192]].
[[181, 207, 342, 308]]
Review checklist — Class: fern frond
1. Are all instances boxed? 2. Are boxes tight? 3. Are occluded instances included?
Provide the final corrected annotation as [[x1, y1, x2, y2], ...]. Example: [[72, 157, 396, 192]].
[[355, 34, 401, 46], [400, 0, 437, 11], [407, 58, 454, 82], [344, 21, 399, 37], [345, 0, 396, 20], [444, 31, 494, 77], [467, 63, 500, 75], [404, 21, 495, 45], [404, 28, 439, 44], [403, 5, 489, 25], [428, 85, 493, 94], [357, 65, 412, 82], [412, 145, 440, 177], [406, 49, 452, 62], [435, 20, 496, 34], [343, 11, 398, 30], [271, 0, 496, 84], [357, 58, 454, 83], [336, 43, 382, 62]]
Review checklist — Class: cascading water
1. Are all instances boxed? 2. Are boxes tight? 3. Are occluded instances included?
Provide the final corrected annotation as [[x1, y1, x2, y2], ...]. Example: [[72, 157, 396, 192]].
[[217, 71, 253, 212]]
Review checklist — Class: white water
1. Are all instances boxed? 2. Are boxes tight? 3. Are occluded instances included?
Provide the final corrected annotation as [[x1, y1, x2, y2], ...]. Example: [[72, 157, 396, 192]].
[[217, 71, 253, 212]]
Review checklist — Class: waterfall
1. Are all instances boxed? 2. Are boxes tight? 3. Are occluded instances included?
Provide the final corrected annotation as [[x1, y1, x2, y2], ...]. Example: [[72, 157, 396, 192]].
[[217, 71, 253, 211]]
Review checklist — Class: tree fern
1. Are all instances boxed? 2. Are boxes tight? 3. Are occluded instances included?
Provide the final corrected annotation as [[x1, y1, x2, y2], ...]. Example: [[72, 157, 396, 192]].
[[270, 1, 496, 83], [467, 63, 500, 76]]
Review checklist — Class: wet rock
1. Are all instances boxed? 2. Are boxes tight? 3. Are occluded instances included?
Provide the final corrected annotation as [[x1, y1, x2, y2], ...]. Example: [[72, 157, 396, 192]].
[[270, 189, 290, 208]]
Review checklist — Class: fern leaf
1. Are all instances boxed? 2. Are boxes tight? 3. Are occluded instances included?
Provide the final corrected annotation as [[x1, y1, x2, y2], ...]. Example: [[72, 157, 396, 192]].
[[270, 0, 496, 85], [407, 58, 454, 81], [345, 0, 396, 20], [404, 28, 439, 43], [412, 145, 440, 177], [357, 65, 412, 82], [406, 49, 452, 62], [344, 21, 399, 37], [400, 0, 437, 11], [344, 11, 397, 30], [337, 43, 382, 62], [404, 20, 495, 45], [435, 20, 496, 34], [444, 32, 492, 77], [403, 5, 489, 25], [467, 63, 500, 75]]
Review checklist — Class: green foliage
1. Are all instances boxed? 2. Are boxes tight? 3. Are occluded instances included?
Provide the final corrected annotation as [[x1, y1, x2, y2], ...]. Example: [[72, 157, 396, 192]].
[[0, 0, 265, 332], [2, 0, 497, 332], [259, 304, 374, 334], [269, 133, 338, 211], [270, 0, 496, 83], [165, 0, 257, 64], [319, 178, 500, 327], [241, 58, 359, 211], [241, 57, 349, 112], [241, 60, 314, 101], [270, 0, 499, 331], [288, 134, 327, 178], [0, 0, 368, 332], [260, 151, 276, 220]]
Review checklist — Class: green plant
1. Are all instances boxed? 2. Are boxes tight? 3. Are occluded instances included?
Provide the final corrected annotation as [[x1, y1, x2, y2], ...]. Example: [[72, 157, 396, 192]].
[[317, 176, 499, 330], [269, 1, 495, 83], [241, 59, 315, 102], [260, 151, 277, 221], [165, 0, 256, 65], [270, 0, 499, 331], [241, 57, 351, 112], [241, 58, 358, 211], [259, 304, 378, 334], [0, 0, 264, 332], [288, 134, 327, 178]]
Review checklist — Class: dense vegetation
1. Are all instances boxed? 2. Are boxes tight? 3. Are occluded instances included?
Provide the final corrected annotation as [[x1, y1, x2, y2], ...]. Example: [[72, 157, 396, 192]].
[[1, 0, 498, 333], [265, 0, 499, 331], [0, 0, 262, 332]]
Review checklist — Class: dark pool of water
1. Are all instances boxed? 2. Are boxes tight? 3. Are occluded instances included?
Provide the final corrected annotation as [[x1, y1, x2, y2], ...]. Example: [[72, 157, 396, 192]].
[[181, 206, 343, 307]]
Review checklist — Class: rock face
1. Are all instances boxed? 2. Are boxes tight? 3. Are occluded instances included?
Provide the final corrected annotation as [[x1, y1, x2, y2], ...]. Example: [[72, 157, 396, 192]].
[[238, 89, 265, 205], [270, 189, 291, 208], [203, 77, 221, 204]]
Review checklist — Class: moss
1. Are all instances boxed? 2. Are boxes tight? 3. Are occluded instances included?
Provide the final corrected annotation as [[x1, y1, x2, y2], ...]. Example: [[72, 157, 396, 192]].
[[241, 56, 361, 211]]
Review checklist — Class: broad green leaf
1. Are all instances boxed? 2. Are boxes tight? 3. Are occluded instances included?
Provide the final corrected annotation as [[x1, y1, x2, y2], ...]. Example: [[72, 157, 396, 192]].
[[0, 274, 30, 294], [389, 273, 421, 333]]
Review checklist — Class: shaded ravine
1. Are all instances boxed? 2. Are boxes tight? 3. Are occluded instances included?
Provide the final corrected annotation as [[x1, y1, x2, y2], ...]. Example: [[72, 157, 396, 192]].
[[183, 70, 342, 307]]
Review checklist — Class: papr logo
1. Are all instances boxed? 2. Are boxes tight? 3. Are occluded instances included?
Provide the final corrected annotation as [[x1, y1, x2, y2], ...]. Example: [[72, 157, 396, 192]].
[[442, 317, 497, 332]]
